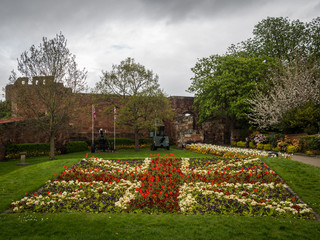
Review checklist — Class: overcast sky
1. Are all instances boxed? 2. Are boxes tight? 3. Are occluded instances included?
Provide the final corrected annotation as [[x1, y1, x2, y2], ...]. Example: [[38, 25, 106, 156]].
[[1, 0, 319, 99]]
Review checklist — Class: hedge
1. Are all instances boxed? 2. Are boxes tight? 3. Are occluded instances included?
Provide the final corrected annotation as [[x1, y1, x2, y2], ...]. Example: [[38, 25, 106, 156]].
[[66, 141, 88, 153], [5, 143, 51, 159], [6, 143, 50, 154]]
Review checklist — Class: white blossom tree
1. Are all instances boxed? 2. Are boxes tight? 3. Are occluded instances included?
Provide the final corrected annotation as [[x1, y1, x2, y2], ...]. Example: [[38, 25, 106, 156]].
[[248, 58, 320, 129]]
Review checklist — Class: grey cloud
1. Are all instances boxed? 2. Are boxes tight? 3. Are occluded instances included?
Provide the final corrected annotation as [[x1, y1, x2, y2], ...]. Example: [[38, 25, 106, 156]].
[[1, 0, 319, 100]]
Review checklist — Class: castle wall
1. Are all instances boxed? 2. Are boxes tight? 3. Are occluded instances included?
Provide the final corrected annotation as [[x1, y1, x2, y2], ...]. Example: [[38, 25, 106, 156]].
[[1, 77, 229, 160]]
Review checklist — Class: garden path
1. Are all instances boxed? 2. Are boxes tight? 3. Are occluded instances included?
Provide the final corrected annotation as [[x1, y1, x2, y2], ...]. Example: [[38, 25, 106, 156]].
[[291, 154, 320, 167]]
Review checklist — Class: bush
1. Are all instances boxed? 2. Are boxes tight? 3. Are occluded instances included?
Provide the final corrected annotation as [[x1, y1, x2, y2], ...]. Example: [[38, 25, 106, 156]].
[[66, 141, 88, 153], [5, 143, 52, 159], [249, 142, 256, 148], [267, 133, 284, 148], [272, 147, 280, 152], [257, 144, 264, 150], [263, 144, 272, 151], [299, 136, 320, 152], [306, 150, 313, 155], [6, 143, 50, 154], [236, 141, 246, 148], [287, 145, 297, 153]]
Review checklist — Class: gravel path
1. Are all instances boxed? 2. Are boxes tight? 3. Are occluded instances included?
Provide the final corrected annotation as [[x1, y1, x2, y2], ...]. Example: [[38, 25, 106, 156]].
[[291, 154, 320, 167]]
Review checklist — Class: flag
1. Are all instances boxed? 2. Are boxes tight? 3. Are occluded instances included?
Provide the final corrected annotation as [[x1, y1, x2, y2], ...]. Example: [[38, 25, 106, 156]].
[[93, 105, 96, 120]]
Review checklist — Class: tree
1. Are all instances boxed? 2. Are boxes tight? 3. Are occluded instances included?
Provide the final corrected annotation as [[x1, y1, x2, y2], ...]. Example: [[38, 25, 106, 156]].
[[0, 100, 11, 119], [9, 32, 87, 159], [96, 57, 172, 151], [228, 17, 320, 62], [248, 57, 320, 130], [189, 54, 275, 143]]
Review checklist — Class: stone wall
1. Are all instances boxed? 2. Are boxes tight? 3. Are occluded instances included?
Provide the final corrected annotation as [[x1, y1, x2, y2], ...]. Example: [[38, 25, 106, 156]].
[[0, 118, 70, 160]]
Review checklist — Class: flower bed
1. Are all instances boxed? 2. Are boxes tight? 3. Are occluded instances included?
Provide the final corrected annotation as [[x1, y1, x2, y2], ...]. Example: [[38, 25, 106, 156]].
[[186, 143, 291, 158], [10, 154, 315, 219]]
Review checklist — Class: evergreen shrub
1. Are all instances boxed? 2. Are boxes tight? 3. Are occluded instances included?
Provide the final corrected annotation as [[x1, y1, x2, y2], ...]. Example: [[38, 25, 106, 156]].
[[66, 141, 88, 153], [264, 144, 272, 151], [236, 141, 246, 148]]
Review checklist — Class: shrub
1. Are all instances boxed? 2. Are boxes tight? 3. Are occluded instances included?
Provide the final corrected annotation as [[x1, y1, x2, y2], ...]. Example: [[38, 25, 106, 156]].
[[257, 144, 264, 150], [5, 143, 52, 159], [299, 136, 320, 152], [272, 147, 280, 152], [277, 136, 299, 152], [263, 144, 272, 151], [267, 133, 284, 148], [66, 141, 88, 153], [236, 141, 246, 148], [287, 145, 297, 153], [308, 136, 320, 150], [232, 141, 237, 146], [249, 142, 256, 148], [306, 150, 313, 155]]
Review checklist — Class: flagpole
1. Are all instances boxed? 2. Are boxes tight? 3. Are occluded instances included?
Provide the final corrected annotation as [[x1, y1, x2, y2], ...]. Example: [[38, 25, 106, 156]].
[[91, 104, 95, 153], [114, 107, 116, 151]]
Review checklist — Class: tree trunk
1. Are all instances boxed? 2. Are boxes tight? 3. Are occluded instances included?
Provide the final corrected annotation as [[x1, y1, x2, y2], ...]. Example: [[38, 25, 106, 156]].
[[229, 118, 235, 145], [134, 130, 139, 152], [49, 133, 55, 160]]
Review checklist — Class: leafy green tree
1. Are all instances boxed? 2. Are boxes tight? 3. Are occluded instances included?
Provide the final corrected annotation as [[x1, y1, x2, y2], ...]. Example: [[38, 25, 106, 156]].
[[189, 54, 275, 143], [279, 102, 320, 134], [8, 32, 87, 160], [228, 17, 320, 62], [96, 57, 172, 151], [0, 100, 11, 119]]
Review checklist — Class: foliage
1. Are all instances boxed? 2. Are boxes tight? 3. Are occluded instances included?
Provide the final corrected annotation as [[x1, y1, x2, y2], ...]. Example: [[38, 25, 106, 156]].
[[277, 136, 299, 152], [257, 144, 264, 150], [248, 57, 320, 130], [5, 143, 51, 159], [96, 57, 172, 151], [263, 144, 272, 151], [9, 32, 87, 160], [6, 143, 46, 154], [66, 141, 88, 153], [228, 17, 320, 62], [267, 133, 284, 148], [286, 145, 297, 153], [236, 141, 245, 148], [299, 136, 320, 153], [279, 102, 320, 134], [249, 142, 256, 149], [189, 54, 275, 143], [0, 100, 11, 119]]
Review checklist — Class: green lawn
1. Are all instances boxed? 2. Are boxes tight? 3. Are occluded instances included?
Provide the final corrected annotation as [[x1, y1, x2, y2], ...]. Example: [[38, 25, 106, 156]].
[[0, 148, 319, 240]]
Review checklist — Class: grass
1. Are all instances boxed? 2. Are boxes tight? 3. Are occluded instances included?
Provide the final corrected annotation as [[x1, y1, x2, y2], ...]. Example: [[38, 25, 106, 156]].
[[1, 212, 320, 240], [263, 157, 320, 216], [0, 147, 320, 239]]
